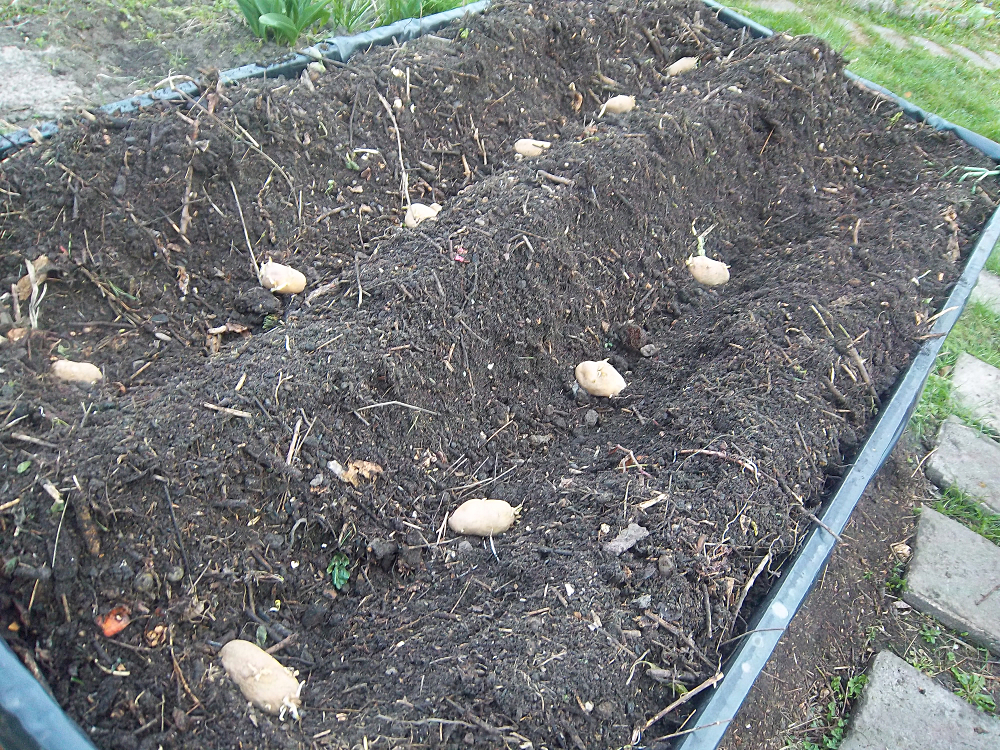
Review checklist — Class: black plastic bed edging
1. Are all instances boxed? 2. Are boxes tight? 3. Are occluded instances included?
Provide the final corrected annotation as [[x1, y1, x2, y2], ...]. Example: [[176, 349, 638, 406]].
[[0, 0, 489, 161], [667, 4, 1000, 749]]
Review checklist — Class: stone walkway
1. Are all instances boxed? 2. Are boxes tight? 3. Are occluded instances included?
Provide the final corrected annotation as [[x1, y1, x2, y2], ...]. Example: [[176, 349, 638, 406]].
[[841, 270, 1000, 744]]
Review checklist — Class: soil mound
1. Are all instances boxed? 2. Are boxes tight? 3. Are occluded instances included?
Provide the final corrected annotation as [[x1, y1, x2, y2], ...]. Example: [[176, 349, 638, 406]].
[[0, 1, 994, 747]]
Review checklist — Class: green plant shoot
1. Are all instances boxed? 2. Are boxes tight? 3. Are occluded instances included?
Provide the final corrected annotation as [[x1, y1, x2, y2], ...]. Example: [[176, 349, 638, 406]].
[[327, 552, 351, 589]]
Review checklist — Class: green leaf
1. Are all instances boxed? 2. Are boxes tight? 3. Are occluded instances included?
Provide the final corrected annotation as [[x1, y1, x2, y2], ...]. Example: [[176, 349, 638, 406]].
[[235, 0, 264, 35], [16, 460, 31, 474], [258, 12, 300, 44], [326, 552, 351, 590], [255, 624, 268, 648], [49, 499, 65, 514]]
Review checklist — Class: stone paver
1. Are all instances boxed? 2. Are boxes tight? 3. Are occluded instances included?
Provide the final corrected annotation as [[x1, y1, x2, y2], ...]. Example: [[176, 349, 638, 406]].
[[983, 50, 1000, 69], [951, 352, 1000, 432], [903, 506, 1000, 655], [910, 36, 952, 57], [750, 0, 800, 11], [0, 46, 82, 119], [840, 651, 1000, 750], [870, 24, 910, 49], [949, 43, 1000, 70], [926, 416, 1000, 513], [970, 270, 1000, 316]]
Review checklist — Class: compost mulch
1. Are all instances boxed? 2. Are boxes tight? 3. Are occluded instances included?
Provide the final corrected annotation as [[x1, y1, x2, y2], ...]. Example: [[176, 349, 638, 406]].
[[0, 0, 995, 747]]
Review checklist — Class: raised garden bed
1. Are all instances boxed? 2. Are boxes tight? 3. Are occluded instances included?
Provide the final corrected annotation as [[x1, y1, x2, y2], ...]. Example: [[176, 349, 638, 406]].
[[1, 0, 997, 747]]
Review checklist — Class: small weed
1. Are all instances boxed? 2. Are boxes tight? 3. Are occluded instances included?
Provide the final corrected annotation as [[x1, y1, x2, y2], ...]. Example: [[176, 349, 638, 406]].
[[919, 625, 942, 645], [885, 562, 907, 594], [326, 552, 351, 589], [788, 673, 868, 749], [951, 666, 997, 712], [862, 570, 875, 581]]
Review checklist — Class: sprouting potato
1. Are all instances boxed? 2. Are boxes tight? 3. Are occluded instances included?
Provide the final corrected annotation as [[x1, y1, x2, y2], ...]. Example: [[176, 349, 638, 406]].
[[258, 260, 307, 294], [686, 255, 730, 286], [599, 94, 636, 117], [448, 498, 520, 536], [575, 360, 627, 397], [514, 138, 551, 158], [666, 57, 698, 76], [51, 360, 103, 385], [404, 202, 442, 228], [220, 639, 302, 719]]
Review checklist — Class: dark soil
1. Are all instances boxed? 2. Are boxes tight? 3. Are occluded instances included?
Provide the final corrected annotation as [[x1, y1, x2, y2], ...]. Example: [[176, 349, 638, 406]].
[[0, 1, 996, 748]]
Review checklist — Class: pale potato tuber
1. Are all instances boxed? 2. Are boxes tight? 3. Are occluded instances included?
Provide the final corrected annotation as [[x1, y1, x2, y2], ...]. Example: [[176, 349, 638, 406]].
[[666, 57, 698, 76], [686, 255, 730, 286], [575, 360, 627, 397], [258, 260, 307, 294], [599, 94, 635, 117], [220, 639, 302, 719], [514, 138, 551, 158], [404, 202, 441, 228], [51, 360, 103, 385], [448, 498, 520, 536]]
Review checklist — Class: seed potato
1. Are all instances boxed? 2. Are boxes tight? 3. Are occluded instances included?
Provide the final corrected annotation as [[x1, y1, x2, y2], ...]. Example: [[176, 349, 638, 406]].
[[666, 57, 698, 76], [220, 639, 302, 719], [686, 255, 730, 286], [600, 94, 635, 116], [514, 138, 551, 157], [404, 202, 441, 228], [51, 360, 103, 385], [575, 360, 627, 397], [258, 260, 307, 294], [448, 498, 520, 536]]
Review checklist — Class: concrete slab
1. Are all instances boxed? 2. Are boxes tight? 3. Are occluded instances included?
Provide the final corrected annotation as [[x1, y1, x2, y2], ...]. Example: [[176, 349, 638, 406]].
[[983, 50, 1000, 69], [951, 352, 1000, 432], [0, 46, 83, 120], [748, 0, 800, 11], [903, 506, 1000, 655], [970, 271, 1000, 316], [840, 651, 1000, 750], [910, 36, 952, 57], [870, 24, 911, 49], [837, 18, 870, 46], [949, 43, 1000, 70], [926, 416, 1000, 513]]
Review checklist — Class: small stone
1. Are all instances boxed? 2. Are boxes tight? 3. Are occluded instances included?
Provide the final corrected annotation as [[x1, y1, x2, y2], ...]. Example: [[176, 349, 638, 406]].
[[370, 538, 399, 572], [458, 540, 474, 554], [584, 409, 599, 427], [234, 287, 281, 318], [603, 523, 650, 555], [633, 593, 652, 609], [166, 566, 184, 583], [309, 473, 325, 487], [150, 314, 168, 325], [640, 343, 659, 357], [657, 553, 676, 577], [595, 701, 615, 720], [529, 434, 552, 447], [134, 571, 157, 593]]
